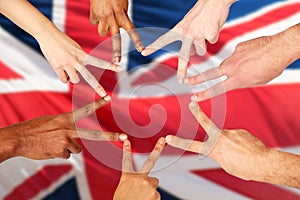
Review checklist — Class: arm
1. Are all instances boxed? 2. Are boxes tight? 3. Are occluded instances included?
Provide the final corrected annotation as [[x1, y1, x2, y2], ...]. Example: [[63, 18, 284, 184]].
[[186, 23, 300, 101], [0, 0, 123, 97], [0, 96, 127, 163], [114, 138, 165, 200], [166, 101, 300, 188], [142, 0, 236, 82], [90, 0, 144, 62]]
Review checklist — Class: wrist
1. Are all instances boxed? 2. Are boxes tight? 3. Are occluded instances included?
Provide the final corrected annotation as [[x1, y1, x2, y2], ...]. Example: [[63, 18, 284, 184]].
[[0, 127, 20, 163], [275, 24, 300, 62], [221, 0, 237, 6], [34, 21, 60, 43]]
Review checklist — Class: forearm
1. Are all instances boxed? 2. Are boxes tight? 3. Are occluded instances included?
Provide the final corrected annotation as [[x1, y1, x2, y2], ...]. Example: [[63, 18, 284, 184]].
[[0, 0, 58, 41], [256, 149, 300, 188], [275, 23, 300, 67]]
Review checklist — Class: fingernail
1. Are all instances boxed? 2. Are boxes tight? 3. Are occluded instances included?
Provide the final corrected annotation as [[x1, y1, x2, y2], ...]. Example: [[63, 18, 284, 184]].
[[141, 50, 148, 56], [99, 91, 107, 97], [124, 140, 130, 146], [191, 95, 198, 102], [104, 95, 111, 101], [165, 135, 173, 143], [183, 78, 189, 84], [189, 101, 198, 108], [137, 44, 144, 52], [114, 57, 120, 63], [177, 76, 184, 84], [119, 134, 128, 141], [158, 137, 165, 144]]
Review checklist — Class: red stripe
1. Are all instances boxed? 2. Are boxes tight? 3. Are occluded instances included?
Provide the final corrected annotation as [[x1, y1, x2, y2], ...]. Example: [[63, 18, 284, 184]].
[[4, 165, 72, 200], [0, 61, 22, 79], [193, 168, 300, 199], [208, 2, 300, 55]]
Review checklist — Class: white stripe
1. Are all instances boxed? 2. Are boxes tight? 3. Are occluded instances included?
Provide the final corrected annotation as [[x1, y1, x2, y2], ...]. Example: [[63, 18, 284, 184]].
[[52, 0, 66, 32], [0, 26, 69, 93]]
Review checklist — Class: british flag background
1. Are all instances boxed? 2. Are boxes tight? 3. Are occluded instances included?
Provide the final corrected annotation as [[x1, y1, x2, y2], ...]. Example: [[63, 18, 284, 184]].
[[1, 0, 300, 199]]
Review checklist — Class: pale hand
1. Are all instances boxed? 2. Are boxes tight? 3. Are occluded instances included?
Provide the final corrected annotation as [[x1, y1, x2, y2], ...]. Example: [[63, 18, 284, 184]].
[[113, 138, 165, 200], [37, 26, 123, 97], [186, 34, 298, 101], [142, 0, 236, 82], [166, 101, 270, 181]]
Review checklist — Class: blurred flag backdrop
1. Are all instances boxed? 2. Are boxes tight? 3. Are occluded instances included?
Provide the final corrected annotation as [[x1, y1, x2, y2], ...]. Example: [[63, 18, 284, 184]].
[[1, 0, 300, 199]]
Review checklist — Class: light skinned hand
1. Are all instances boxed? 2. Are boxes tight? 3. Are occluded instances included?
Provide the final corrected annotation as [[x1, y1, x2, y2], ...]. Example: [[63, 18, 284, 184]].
[[0, 0, 122, 97], [142, 0, 236, 82], [185, 24, 300, 101], [37, 26, 123, 97], [0, 96, 127, 162], [90, 0, 144, 62], [166, 101, 271, 181], [113, 138, 165, 200]]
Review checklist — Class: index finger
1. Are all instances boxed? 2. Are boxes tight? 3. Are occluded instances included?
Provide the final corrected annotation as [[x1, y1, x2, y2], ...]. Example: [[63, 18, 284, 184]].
[[72, 129, 128, 141], [84, 55, 123, 72], [72, 96, 111, 122], [76, 64, 107, 97], [119, 15, 144, 52], [177, 37, 193, 82], [141, 31, 179, 56], [122, 140, 135, 173], [139, 137, 165, 174], [188, 101, 221, 139], [166, 135, 202, 153]]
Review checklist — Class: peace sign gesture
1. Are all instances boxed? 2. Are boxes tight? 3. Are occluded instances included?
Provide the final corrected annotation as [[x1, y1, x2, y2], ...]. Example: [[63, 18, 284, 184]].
[[113, 138, 165, 200]]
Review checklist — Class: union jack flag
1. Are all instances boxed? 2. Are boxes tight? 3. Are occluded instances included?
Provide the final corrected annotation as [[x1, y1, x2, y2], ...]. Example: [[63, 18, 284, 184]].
[[0, 0, 300, 199]]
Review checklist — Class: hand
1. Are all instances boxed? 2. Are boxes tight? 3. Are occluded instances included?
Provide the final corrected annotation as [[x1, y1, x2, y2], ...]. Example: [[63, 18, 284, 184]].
[[90, 0, 144, 62], [185, 34, 299, 101], [113, 138, 165, 200], [37, 27, 123, 97], [1, 96, 127, 161], [166, 101, 270, 181], [142, 0, 236, 82]]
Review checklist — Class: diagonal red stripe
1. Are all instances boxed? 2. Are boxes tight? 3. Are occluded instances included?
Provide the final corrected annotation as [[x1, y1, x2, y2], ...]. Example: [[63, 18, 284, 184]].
[[193, 168, 300, 200], [4, 165, 72, 200], [0, 61, 22, 79]]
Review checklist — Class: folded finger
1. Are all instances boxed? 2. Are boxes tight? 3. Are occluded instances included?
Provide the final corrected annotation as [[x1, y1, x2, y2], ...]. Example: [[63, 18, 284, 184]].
[[64, 66, 79, 84], [98, 21, 109, 37], [67, 142, 82, 154], [194, 39, 207, 56], [148, 177, 159, 188], [122, 140, 135, 173], [72, 96, 111, 121], [165, 135, 202, 154], [139, 137, 165, 174], [56, 69, 68, 83]]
